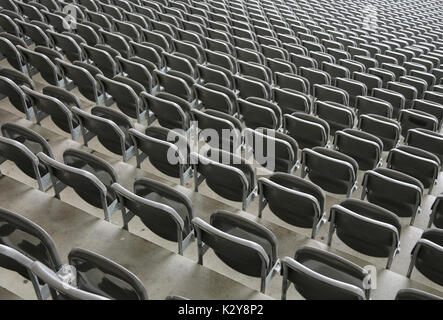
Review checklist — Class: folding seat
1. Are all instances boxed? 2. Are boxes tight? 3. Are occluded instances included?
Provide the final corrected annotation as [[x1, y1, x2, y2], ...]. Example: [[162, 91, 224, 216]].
[[15, 19, 51, 46], [313, 84, 349, 106], [298, 67, 331, 94], [194, 83, 236, 115], [405, 128, 443, 166], [130, 41, 164, 70], [17, 46, 66, 87], [191, 108, 242, 152], [95, 74, 146, 123], [84, 10, 113, 32], [238, 98, 281, 130], [412, 99, 443, 130], [192, 210, 278, 293], [355, 96, 393, 118], [197, 64, 233, 89], [233, 36, 259, 51], [258, 173, 325, 238], [41, 11, 68, 34], [327, 48, 351, 62], [234, 75, 271, 100], [375, 53, 398, 66], [334, 129, 383, 171], [398, 109, 439, 137], [348, 46, 371, 58], [301, 146, 358, 197], [143, 92, 190, 131], [362, 167, 423, 225], [72, 106, 136, 162], [399, 75, 428, 99], [273, 88, 311, 115], [314, 100, 355, 134], [322, 39, 345, 50], [142, 29, 174, 53], [328, 199, 401, 269], [284, 44, 309, 56], [290, 54, 318, 70], [352, 72, 382, 96], [386, 81, 419, 109], [99, 30, 132, 59], [47, 31, 85, 63], [116, 56, 153, 93], [79, 44, 119, 78], [0, 117, 49, 190], [192, 149, 257, 210], [0, 68, 35, 90], [281, 246, 369, 300], [404, 61, 428, 74], [284, 113, 329, 149], [372, 88, 405, 119], [56, 59, 111, 106], [64, 247, 147, 300], [395, 288, 443, 301], [204, 49, 237, 74], [37, 150, 119, 221], [15, 2, 45, 22], [162, 52, 198, 79], [407, 229, 443, 286], [113, 20, 142, 42], [310, 51, 335, 67], [411, 57, 434, 72], [367, 67, 396, 88], [0, 207, 62, 286], [274, 73, 309, 95], [154, 70, 196, 105], [129, 126, 192, 185], [238, 61, 272, 84], [387, 145, 440, 194], [321, 62, 350, 83], [424, 91, 443, 106], [244, 128, 299, 174], [338, 59, 366, 74], [183, 20, 206, 36], [75, 22, 101, 47], [21, 86, 81, 140], [261, 45, 289, 61], [0, 75, 35, 119], [173, 39, 205, 64], [235, 47, 265, 65], [409, 70, 437, 89], [266, 58, 297, 77], [205, 38, 234, 56], [0, 13, 21, 37], [353, 55, 379, 72], [111, 179, 194, 255]]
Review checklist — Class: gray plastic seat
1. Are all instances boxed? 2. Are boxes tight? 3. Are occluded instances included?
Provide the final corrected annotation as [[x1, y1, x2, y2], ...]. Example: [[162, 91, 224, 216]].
[[313, 101, 355, 135], [142, 92, 191, 131], [194, 83, 236, 115], [22, 86, 81, 140], [302, 147, 358, 197], [258, 173, 325, 238], [273, 88, 311, 114], [238, 98, 282, 130], [192, 149, 257, 211], [111, 180, 194, 255], [361, 167, 423, 225], [96, 74, 147, 123], [314, 84, 349, 105], [387, 145, 440, 194], [244, 128, 299, 174], [68, 247, 148, 300], [398, 109, 439, 137], [334, 129, 383, 171], [0, 207, 62, 283], [356, 96, 393, 118], [192, 210, 279, 293], [328, 199, 401, 269], [72, 106, 136, 162], [407, 229, 443, 286], [405, 128, 443, 165], [37, 151, 119, 221], [284, 112, 330, 149], [129, 127, 191, 185], [0, 123, 53, 191], [281, 246, 368, 300]]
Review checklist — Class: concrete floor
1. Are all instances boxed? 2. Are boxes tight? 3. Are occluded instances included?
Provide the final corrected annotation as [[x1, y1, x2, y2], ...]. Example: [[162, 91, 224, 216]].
[[0, 58, 443, 300]]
